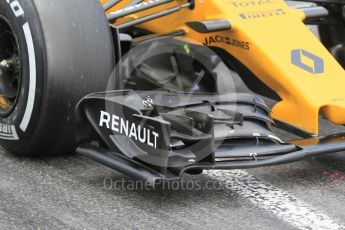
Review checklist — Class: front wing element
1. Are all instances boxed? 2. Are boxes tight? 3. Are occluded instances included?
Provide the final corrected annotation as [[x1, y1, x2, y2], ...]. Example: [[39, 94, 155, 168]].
[[76, 90, 345, 183]]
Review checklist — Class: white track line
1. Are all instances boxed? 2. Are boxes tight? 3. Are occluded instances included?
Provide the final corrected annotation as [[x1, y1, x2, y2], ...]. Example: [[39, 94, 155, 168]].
[[207, 170, 345, 230]]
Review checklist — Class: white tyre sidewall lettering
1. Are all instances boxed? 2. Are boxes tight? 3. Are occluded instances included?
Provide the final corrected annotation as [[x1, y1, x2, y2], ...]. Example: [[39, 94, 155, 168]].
[[6, 0, 24, 17]]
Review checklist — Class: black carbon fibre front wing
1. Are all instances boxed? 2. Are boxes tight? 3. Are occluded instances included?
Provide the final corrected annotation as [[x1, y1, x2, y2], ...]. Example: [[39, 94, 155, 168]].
[[75, 90, 345, 184]]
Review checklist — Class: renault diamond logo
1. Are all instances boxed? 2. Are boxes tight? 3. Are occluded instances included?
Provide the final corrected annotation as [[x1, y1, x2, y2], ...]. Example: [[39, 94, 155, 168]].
[[291, 49, 324, 74]]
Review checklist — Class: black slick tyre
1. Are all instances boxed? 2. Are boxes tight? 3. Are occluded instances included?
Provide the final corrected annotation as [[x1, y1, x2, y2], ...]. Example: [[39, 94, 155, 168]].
[[0, 0, 114, 156]]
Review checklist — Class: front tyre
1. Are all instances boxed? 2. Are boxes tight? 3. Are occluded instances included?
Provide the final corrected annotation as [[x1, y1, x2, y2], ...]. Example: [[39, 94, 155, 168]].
[[0, 0, 114, 156], [318, 4, 345, 68]]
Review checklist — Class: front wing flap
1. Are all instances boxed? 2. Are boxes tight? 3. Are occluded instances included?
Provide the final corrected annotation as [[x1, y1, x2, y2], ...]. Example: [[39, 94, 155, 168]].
[[76, 90, 341, 181]]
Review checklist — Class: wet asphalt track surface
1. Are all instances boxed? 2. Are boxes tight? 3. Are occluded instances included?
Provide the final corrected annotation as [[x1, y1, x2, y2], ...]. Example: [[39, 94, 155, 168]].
[[1, 119, 345, 229]]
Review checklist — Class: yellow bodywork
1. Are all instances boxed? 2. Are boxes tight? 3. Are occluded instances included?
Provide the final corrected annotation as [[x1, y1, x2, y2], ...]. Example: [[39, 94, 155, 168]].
[[101, 0, 345, 135]]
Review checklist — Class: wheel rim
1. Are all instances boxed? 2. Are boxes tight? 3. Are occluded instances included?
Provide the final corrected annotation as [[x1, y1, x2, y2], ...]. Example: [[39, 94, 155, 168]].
[[0, 15, 21, 117]]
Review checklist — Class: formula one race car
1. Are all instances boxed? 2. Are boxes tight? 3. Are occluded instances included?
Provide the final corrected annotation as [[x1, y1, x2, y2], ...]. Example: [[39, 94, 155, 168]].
[[0, 0, 344, 184]]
